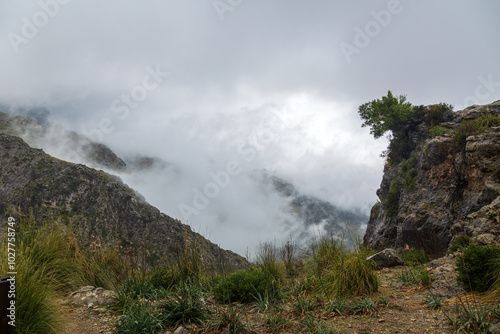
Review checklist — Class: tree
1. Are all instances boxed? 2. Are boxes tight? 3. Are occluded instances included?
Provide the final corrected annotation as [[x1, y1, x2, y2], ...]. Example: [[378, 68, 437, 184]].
[[358, 91, 414, 139]]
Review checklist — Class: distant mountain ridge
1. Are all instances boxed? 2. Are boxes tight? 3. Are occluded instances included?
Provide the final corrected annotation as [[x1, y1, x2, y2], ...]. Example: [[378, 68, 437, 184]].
[[256, 171, 368, 247]]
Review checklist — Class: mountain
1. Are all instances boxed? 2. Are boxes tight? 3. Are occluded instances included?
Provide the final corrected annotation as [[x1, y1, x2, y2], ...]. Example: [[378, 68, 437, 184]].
[[0, 112, 247, 271], [364, 101, 500, 258], [255, 171, 368, 247]]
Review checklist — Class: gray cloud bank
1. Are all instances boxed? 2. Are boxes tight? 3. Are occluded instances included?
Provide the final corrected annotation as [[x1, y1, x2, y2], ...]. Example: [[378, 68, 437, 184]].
[[1, 0, 499, 255]]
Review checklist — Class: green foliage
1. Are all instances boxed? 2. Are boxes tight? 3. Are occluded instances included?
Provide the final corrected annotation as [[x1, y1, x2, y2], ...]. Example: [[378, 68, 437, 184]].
[[149, 267, 181, 290], [118, 277, 156, 300], [307, 236, 379, 298], [264, 310, 290, 333], [401, 157, 418, 191], [422, 103, 453, 126], [115, 300, 163, 334], [448, 235, 471, 253], [445, 297, 491, 334], [213, 267, 267, 303], [429, 125, 449, 138], [347, 297, 375, 315], [157, 281, 210, 326], [358, 90, 414, 139], [385, 178, 402, 217], [397, 266, 431, 287], [424, 292, 442, 310], [456, 243, 500, 292], [301, 314, 340, 334], [293, 295, 318, 314], [400, 248, 429, 266], [455, 115, 500, 148], [256, 241, 284, 283], [208, 307, 250, 333]]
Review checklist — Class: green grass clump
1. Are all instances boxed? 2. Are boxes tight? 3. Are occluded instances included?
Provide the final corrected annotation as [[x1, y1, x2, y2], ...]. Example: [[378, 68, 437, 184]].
[[157, 280, 210, 327], [213, 267, 267, 303], [456, 243, 500, 292], [307, 236, 379, 299], [397, 266, 431, 287], [400, 249, 430, 266], [149, 267, 182, 290], [115, 300, 163, 334]]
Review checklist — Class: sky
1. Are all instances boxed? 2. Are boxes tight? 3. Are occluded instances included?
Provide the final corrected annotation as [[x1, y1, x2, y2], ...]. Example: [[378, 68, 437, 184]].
[[1, 0, 499, 256]]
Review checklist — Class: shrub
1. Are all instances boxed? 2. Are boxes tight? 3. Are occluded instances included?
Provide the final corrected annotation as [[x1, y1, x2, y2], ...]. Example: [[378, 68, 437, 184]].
[[401, 157, 418, 191], [455, 115, 500, 148], [385, 178, 402, 217], [429, 125, 449, 138], [214, 267, 267, 303], [149, 267, 181, 290], [448, 234, 471, 253], [456, 243, 500, 292], [400, 249, 429, 266]]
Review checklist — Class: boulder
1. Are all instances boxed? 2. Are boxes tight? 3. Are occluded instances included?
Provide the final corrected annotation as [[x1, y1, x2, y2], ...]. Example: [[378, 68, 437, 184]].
[[367, 248, 404, 268], [66, 286, 117, 306]]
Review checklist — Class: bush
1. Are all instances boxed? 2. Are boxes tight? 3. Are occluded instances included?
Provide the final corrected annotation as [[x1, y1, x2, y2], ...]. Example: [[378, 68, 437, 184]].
[[448, 235, 470, 253], [149, 267, 181, 290], [214, 267, 267, 303], [400, 249, 429, 266], [429, 125, 449, 138], [455, 115, 500, 148], [456, 243, 500, 292], [385, 178, 402, 217], [401, 157, 418, 191]]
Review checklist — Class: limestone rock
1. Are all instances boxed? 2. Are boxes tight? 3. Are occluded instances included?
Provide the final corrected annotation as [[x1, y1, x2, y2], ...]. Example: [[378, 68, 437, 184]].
[[173, 327, 189, 334], [367, 248, 404, 268], [364, 101, 500, 257], [66, 286, 117, 306]]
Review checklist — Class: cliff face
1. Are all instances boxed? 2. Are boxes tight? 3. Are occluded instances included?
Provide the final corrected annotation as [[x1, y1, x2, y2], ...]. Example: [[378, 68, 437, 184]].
[[364, 101, 500, 258], [0, 133, 247, 270]]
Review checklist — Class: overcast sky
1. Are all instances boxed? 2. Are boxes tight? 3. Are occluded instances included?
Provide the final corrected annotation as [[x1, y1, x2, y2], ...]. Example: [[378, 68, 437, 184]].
[[1, 1, 499, 256]]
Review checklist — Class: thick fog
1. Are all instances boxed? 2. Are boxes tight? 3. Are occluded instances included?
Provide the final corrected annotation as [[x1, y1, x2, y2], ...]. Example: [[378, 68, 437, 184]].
[[1, 1, 499, 256]]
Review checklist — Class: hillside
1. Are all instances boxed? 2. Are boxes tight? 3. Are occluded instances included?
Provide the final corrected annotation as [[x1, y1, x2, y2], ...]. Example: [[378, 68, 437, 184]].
[[364, 101, 500, 258], [0, 132, 247, 270]]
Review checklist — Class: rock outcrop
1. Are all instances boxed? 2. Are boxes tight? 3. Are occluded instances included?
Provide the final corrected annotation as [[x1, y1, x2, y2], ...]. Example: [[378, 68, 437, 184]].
[[364, 101, 500, 258]]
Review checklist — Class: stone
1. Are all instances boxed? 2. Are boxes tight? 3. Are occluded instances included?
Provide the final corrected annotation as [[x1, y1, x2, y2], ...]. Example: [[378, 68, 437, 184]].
[[363, 101, 500, 258], [66, 286, 118, 306], [173, 327, 189, 334], [366, 248, 404, 268]]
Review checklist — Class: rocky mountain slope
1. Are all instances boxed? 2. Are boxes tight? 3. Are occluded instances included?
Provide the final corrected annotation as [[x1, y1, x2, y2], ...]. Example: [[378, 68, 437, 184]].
[[257, 171, 368, 246], [364, 101, 500, 258], [0, 131, 247, 270]]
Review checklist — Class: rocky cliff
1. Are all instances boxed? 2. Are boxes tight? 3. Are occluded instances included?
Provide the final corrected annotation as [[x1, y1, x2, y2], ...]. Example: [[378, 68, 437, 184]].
[[364, 101, 500, 258], [0, 132, 247, 270]]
